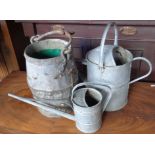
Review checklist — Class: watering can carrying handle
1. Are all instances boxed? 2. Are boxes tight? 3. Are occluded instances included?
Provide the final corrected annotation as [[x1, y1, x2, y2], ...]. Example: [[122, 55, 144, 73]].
[[30, 25, 72, 54], [71, 82, 112, 112], [129, 57, 152, 84], [99, 22, 118, 68]]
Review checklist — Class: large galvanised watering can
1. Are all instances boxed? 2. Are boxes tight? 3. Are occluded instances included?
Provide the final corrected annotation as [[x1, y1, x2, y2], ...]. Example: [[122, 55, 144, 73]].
[[24, 25, 78, 117], [84, 22, 152, 111], [8, 82, 112, 133]]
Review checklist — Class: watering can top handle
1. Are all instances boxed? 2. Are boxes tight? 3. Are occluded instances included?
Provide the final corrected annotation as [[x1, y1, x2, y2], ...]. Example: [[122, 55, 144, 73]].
[[129, 57, 152, 84], [71, 82, 94, 102], [30, 25, 72, 52], [99, 22, 118, 67]]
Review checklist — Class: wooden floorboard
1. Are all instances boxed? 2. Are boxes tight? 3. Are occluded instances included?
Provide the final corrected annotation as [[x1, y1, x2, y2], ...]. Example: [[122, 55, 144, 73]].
[[0, 71, 155, 133]]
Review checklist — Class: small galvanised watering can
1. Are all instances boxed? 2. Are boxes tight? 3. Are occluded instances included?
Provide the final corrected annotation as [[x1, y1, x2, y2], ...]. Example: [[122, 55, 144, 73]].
[[84, 22, 152, 111], [8, 82, 112, 133]]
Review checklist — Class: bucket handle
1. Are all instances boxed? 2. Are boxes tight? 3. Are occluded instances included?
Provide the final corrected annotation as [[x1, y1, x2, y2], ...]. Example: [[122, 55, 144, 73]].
[[30, 25, 72, 79], [71, 82, 112, 112], [99, 22, 118, 68], [30, 25, 72, 54], [129, 57, 152, 84]]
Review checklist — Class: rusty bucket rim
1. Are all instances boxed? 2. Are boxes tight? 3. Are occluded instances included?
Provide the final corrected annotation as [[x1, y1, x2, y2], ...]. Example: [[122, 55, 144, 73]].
[[24, 39, 71, 63]]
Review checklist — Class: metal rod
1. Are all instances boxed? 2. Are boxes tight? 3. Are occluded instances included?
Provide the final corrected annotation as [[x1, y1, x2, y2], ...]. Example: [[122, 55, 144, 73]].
[[8, 93, 75, 121]]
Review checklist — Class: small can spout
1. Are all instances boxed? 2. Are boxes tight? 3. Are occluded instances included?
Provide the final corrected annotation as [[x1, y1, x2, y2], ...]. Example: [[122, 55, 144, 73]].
[[8, 93, 75, 121]]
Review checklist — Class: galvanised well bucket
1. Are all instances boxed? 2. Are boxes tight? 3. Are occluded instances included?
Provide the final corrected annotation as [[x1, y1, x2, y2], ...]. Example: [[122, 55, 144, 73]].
[[8, 82, 112, 133], [85, 22, 152, 111], [24, 25, 78, 117]]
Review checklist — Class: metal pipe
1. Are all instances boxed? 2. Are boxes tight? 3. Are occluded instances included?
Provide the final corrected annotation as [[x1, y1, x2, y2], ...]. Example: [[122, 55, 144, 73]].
[[8, 93, 75, 121]]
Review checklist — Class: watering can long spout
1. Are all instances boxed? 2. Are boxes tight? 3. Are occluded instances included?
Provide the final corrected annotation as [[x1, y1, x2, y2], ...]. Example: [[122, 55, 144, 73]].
[[8, 93, 75, 121]]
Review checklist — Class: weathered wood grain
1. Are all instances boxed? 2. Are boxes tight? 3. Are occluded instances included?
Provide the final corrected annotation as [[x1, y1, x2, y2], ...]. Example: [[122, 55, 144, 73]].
[[0, 71, 155, 133], [0, 21, 19, 73]]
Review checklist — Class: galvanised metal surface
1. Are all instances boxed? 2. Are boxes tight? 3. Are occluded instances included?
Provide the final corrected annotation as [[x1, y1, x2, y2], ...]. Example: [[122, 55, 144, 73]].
[[85, 22, 152, 111], [104, 83, 129, 111], [71, 82, 112, 133], [24, 26, 78, 117], [8, 81, 112, 133], [72, 87, 103, 133], [7, 88, 103, 133]]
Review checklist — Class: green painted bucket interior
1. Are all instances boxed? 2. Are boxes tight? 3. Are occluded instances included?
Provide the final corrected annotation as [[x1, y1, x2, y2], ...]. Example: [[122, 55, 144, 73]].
[[32, 49, 61, 59]]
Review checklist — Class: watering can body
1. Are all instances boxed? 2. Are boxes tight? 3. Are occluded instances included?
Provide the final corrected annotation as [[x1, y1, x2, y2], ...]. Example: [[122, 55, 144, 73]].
[[72, 87, 103, 133], [8, 82, 112, 133], [86, 47, 131, 111], [71, 82, 112, 133], [85, 22, 152, 111]]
